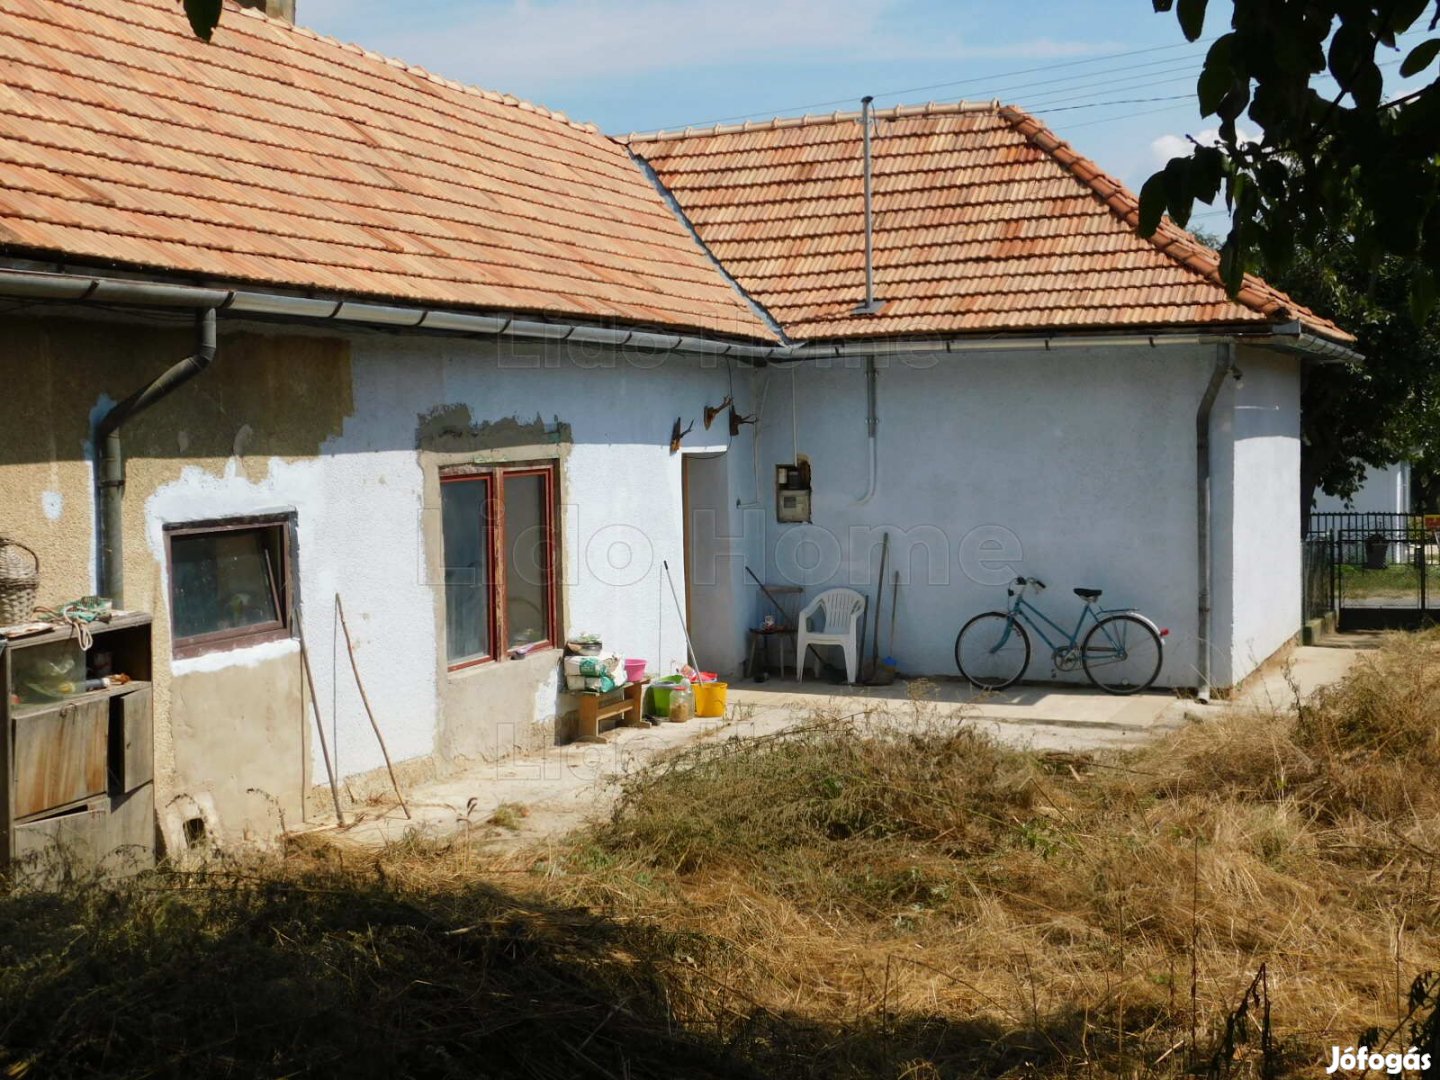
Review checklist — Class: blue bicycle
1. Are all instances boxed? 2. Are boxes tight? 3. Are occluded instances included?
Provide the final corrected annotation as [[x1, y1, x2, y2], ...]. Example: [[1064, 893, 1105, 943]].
[[954, 577, 1167, 694]]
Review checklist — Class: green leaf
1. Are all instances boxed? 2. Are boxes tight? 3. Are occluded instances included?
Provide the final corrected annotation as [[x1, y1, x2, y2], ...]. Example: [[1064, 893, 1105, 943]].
[[1328, 22, 1372, 95], [1388, 0, 1431, 35], [1176, 0, 1207, 41], [1163, 157, 1194, 227], [1401, 39, 1440, 78], [1198, 36, 1235, 116], [1138, 173, 1168, 237], [1218, 234, 1245, 296], [184, 0, 222, 42]]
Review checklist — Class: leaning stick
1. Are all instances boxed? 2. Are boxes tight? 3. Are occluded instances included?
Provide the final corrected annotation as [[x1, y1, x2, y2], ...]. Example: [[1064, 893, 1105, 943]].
[[270, 542, 344, 827], [334, 594, 410, 819], [299, 635, 345, 826]]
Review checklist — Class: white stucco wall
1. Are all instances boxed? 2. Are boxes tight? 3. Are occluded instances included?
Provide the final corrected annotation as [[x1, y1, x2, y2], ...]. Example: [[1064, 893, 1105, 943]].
[[750, 343, 1302, 689], [1211, 348, 1302, 685], [142, 328, 753, 787], [1312, 460, 1412, 515], [93, 323, 1303, 833]]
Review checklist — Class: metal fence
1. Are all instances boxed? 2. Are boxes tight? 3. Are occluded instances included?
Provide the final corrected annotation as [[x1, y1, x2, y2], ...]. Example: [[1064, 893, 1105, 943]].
[[1308, 512, 1440, 567], [1301, 535, 1336, 624], [1307, 513, 1440, 630], [1308, 511, 1415, 538]]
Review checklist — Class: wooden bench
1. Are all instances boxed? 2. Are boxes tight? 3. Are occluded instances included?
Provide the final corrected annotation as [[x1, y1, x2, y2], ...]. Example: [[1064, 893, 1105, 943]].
[[575, 679, 648, 741]]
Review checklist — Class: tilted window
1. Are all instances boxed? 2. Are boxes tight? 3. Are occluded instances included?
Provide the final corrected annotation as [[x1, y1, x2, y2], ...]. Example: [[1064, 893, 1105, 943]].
[[440, 464, 557, 669], [166, 516, 294, 658]]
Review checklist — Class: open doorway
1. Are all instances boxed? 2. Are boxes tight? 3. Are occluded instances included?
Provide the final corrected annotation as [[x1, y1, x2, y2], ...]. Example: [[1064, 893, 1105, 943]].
[[681, 451, 742, 676]]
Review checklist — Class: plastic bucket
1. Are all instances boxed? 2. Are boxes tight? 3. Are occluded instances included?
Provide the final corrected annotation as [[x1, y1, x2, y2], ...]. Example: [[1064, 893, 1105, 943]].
[[694, 681, 727, 717], [648, 675, 686, 716], [624, 658, 648, 683]]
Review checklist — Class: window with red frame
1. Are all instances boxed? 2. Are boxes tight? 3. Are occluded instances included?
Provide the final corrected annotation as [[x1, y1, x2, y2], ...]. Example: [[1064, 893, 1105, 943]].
[[440, 464, 557, 669]]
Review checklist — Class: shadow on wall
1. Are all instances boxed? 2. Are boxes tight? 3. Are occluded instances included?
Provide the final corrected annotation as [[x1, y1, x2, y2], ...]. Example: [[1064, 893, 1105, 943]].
[[0, 319, 355, 466]]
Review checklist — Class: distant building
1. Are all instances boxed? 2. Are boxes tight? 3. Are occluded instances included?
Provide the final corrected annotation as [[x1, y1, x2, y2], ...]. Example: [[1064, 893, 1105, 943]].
[[1312, 462, 1413, 516]]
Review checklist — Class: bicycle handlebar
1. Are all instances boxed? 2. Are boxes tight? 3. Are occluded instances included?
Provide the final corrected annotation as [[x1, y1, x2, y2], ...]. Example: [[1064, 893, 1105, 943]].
[[1014, 576, 1047, 590]]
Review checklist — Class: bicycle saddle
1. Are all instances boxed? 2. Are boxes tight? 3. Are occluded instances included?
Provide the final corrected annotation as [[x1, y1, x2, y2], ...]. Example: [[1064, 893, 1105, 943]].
[[1074, 587, 1102, 600]]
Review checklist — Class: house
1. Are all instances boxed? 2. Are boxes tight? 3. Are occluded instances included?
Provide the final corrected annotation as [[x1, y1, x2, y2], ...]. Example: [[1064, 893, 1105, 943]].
[[0, 0, 1354, 851], [1312, 462, 1413, 517], [624, 103, 1354, 696]]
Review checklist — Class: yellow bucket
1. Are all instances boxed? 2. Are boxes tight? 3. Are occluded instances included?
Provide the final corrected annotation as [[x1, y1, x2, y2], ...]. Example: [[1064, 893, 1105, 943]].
[[694, 681, 727, 717]]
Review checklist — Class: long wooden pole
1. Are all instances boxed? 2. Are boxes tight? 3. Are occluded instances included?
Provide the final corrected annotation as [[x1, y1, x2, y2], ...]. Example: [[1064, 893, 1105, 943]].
[[269, 544, 343, 827], [334, 594, 410, 819], [299, 636, 344, 826]]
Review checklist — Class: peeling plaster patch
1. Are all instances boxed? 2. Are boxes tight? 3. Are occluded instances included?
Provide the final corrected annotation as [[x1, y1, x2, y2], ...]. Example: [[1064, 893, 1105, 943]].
[[172, 636, 300, 677], [40, 491, 62, 520], [177, 430, 190, 453], [416, 403, 571, 453]]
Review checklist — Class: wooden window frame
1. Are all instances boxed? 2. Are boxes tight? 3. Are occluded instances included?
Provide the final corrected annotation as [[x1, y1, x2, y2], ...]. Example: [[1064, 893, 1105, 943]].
[[440, 471, 497, 671], [440, 463, 559, 672], [164, 514, 295, 660]]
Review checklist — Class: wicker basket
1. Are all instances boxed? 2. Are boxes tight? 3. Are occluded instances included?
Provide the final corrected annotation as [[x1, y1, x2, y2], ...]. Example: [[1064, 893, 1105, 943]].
[[0, 536, 39, 627]]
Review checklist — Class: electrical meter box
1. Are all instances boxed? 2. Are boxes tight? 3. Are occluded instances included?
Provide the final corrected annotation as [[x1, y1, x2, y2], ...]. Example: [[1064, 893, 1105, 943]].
[[775, 462, 812, 523]]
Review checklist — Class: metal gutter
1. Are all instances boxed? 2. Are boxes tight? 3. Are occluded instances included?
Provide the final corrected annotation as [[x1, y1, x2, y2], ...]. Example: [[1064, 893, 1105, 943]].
[[0, 267, 1358, 364], [0, 268, 779, 360], [778, 329, 1359, 363]]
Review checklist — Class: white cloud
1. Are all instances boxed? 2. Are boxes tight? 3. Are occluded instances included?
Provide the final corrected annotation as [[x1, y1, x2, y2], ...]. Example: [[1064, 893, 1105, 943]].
[[1151, 125, 1258, 164]]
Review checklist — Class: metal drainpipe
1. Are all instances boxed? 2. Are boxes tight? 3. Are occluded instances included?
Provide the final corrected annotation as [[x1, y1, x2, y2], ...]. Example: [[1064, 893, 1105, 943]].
[[1195, 341, 1233, 703], [858, 355, 879, 504], [94, 308, 218, 604]]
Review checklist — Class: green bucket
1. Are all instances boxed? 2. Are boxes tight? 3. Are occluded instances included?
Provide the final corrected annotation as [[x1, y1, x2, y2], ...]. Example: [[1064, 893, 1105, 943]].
[[647, 675, 687, 717]]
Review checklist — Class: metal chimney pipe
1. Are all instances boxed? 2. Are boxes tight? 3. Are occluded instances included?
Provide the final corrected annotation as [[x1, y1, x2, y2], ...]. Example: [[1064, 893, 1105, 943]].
[[862, 95, 875, 308], [853, 97, 885, 315]]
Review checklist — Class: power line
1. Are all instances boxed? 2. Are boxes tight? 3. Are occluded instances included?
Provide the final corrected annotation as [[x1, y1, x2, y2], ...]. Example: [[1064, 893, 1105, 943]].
[[1016, 68, 1203, 110], [647, 28, 1423, 136], [1031, 93, 1197, 114], [653, 37, 1215, 130], [871, 37, 1216, 101], [970, 60, 1202, 107], [1061, 100, 1199, 130]]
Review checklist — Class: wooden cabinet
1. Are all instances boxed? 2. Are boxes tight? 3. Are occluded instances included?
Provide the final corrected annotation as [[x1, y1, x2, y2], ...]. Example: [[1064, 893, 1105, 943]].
[[13, 698, 109, 818], [2, 613, 154, 880]]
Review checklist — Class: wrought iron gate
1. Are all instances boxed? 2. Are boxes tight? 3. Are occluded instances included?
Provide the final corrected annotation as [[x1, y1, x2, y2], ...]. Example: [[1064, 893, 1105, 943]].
[[1308, 513, 1440, 631]]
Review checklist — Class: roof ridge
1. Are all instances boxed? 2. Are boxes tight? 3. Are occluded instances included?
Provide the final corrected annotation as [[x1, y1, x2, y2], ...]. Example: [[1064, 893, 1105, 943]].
[[618, 99, 1000, 144], [994, 102, 1346, 340], [222, 0, 602, 135]]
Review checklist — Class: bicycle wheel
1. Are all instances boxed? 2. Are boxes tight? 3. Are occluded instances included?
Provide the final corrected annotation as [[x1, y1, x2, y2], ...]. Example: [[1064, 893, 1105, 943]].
[[1081, 614, 1163, 694], [955, 611, 1030, 690]]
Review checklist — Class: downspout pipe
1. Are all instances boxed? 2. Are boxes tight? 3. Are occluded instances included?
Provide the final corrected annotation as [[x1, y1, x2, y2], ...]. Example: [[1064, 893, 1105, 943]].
[[94, 308, 217, 604], [857, 355, 879, 504], [1194, 342, 1233, 703]]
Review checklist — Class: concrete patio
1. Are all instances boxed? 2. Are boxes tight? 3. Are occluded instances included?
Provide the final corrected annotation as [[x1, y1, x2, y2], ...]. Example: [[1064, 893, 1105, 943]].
[[314, 637, 1365, 851]]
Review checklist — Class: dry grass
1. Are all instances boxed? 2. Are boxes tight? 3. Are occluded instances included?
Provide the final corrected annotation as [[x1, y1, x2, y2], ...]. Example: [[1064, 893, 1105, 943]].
[[538, 631, 1440, 1076], [0, 632, 1437, 1078]]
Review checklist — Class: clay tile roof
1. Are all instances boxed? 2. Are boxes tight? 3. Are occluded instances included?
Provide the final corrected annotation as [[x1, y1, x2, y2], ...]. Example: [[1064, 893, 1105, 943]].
[[0, 0, 770, 340], [625, 102, 1352, 344]]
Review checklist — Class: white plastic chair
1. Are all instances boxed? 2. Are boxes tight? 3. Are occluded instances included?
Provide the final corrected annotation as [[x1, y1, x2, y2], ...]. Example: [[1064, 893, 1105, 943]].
[[796, 588, 866, 684]]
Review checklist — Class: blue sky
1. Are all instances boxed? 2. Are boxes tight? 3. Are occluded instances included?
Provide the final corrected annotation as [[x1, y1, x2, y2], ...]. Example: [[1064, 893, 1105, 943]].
[[294, 0, 1426, 222]]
